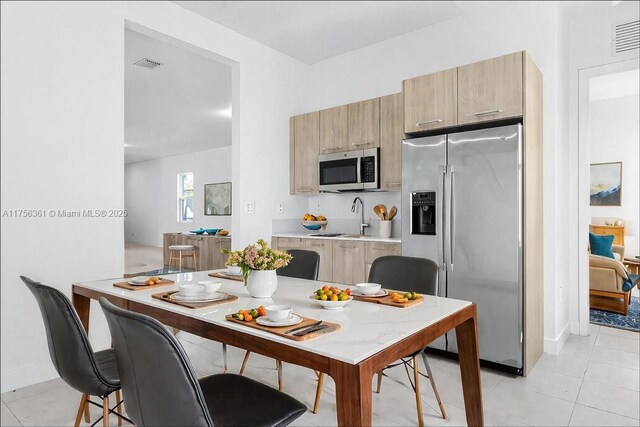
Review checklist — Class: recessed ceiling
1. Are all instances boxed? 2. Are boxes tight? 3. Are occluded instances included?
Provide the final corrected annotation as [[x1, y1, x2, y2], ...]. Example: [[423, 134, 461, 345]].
[[125, 29, 232, 164], [589, 68, 640, 101], [173, 1, 464, 64]]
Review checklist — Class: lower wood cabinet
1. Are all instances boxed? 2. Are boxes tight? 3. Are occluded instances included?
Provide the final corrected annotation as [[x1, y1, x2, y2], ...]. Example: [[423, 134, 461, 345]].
[[365, 242, 401, 281], [163, 233, 231, 271], [304, 239, 333, 282], [332, 241, 366, 285]]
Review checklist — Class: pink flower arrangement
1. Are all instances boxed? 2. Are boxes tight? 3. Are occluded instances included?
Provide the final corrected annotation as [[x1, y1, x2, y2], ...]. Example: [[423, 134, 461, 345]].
[[222, 239, 292, 284]]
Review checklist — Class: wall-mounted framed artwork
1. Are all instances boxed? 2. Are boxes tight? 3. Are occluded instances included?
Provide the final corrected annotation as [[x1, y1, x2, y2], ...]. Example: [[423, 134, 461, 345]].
[[590, 162, 622, 206], [204, 182, 232, 215]]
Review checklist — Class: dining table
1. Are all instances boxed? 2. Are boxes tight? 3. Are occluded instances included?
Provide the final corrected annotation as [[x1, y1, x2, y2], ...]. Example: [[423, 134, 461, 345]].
[[72, 270, 483, 426]]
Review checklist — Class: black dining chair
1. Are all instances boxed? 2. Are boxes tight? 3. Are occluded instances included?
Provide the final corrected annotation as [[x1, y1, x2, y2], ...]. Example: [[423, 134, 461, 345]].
[[98, 297, 306, 427], [238, 249, 323, 412], [368, 256, 447, 426], [21, 276, 129, 427]]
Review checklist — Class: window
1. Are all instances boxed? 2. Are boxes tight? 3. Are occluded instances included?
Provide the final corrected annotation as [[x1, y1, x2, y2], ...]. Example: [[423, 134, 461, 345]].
[[177, 172, 194, 223]]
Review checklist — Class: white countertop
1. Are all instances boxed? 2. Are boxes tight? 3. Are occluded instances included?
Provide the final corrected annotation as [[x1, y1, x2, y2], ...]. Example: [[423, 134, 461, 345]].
[[75, 270, 469, 365], [272, 232, 401, 243]]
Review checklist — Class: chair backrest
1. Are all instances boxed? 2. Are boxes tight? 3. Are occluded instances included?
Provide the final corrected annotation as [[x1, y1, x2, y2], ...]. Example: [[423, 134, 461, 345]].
[[99, 297, 212, 427], [368, 256, 439, 296], [277, 249, 320, 281], [20, 276, 115, 395]]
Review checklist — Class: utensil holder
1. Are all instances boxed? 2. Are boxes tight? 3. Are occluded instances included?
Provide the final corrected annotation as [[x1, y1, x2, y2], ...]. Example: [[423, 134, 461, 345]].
[[379, 220, 392, 238]]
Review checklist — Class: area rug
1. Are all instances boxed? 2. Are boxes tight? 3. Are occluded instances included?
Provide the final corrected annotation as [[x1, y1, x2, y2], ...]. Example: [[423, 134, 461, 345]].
[[590, 296, 640, 332]]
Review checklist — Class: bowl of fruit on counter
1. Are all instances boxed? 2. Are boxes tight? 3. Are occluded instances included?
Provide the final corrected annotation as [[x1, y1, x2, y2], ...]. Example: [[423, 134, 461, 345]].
[[310, 285, 352, 310], [302, 213, 328, 230]]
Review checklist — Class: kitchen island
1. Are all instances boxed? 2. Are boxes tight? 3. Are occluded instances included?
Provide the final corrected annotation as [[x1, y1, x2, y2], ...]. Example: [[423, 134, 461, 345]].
[[163, 232, 231, 271]]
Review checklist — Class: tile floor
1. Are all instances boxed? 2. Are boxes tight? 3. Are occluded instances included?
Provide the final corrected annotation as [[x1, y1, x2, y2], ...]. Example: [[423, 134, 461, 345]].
[[1, 324, 638, 426]]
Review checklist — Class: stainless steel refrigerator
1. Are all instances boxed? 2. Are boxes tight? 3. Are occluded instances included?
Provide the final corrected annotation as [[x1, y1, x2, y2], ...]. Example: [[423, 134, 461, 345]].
[[402, 123, 523, 373]]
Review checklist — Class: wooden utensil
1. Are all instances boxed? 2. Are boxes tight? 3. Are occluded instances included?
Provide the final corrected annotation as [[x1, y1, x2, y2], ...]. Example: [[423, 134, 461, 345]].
[[387, 206, 398, 220], [373, 205, 386, 221], [379, 204, 388, 220]]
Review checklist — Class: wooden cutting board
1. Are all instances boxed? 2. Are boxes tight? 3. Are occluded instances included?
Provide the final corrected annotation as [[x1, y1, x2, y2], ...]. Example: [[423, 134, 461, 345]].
[[152, 291, 238, 309], [209, 272, 244, 282], [113, 279, 175, 291], [351, 290, 424, 308], [225, 315, 340, 341]]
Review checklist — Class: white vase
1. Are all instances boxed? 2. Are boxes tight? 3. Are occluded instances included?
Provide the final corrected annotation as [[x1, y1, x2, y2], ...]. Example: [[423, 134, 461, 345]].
[[379, 220, 392, 238], [246, 270, 278, 298]]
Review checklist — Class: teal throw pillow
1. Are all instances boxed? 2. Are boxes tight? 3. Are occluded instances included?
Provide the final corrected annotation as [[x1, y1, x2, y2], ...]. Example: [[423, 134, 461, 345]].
[[589, 232, 615, 259]]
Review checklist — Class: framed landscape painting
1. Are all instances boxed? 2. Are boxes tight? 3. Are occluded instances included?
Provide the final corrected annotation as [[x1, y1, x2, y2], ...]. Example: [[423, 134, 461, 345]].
[[590, 162, 622, 206], [204, 182, 232, 215]]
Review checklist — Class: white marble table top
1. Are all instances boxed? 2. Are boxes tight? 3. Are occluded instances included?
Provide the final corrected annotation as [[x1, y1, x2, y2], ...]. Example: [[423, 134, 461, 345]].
[[75, 270, 471, 365]]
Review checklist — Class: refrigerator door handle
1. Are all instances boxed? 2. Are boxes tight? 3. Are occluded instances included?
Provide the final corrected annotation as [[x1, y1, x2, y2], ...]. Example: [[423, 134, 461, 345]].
[[449, 165, 455, 272], [439, 165, 447, 272]]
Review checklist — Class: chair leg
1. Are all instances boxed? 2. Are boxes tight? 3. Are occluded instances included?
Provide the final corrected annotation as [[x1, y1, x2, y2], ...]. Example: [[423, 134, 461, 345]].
[[74, 394, 88, 427], [115, 390, 122, 427], [413, 356, 424, 427], [313, 373, 325, 414], [103, 396, 109, 427], [192, 251, 197, 270], [179, 251, 183, 271], [376, 370, 383, 393], [421, 351, 447, 419], [276, 360, 283, 391], [84, 396, 91, 423], [223, 343, 228, 372], [239, 351, 251, 375]]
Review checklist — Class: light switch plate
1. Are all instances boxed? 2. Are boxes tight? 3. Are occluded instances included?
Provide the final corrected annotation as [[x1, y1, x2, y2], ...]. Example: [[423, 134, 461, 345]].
[[277, 203, 284, 214], [244, 200, 255, 215]]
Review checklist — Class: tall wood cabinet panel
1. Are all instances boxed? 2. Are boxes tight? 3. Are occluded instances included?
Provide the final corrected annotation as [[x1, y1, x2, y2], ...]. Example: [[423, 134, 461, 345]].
[[403, 68, 457, 133], [319, 105, 348, 154], [292, 112, 320, 195], [304, 239, 333, 282], [348, 98, 380, 150], [380, 93, 403, 191], [332, 241, 365, 285], [457, 52, 523, 125]]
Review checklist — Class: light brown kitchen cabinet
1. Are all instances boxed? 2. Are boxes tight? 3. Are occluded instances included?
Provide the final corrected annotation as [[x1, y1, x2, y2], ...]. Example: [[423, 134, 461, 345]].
[[348, 98, 380, 150], [403, 68, 457, 133], [319, 105, 348, 154], [163, 233, 232, 271], [457, 52, 523, 125], [332, 241, 365, 285], [291, 112, 319, 195], [304, 239, 333, 282], [272, 237, 305, 251], [163, 233, 178, 267], [365, 242, 401, 281], [380, 93, 403, 191]]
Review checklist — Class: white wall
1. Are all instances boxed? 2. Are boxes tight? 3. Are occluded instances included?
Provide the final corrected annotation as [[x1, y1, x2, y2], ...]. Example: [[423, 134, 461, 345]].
[[0, 1, 309, 392], [589, 94, 640, 256], [125, 146, 233, 247]]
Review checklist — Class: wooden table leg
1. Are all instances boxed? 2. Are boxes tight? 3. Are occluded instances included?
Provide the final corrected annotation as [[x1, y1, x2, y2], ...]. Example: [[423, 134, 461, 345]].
[[455, 308, 484, 427], [330, 359, 373, 426], [72, 289, 91, 334]]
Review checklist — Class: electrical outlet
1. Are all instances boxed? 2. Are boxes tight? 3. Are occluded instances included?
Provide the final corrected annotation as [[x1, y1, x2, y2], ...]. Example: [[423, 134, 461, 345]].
[[277, 203, 284, 214], [244, 200, 255, 215], [317, 203, 320, 213]]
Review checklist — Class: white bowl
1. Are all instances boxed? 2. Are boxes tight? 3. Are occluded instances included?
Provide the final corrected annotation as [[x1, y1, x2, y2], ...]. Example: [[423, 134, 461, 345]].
[[179, 284, 204, 297], [355, 283, 382, 296], [265, 305, 293, 322], [198, 280, 222, 293], [309, 295, 353, 310], [228, 265, 242, 275]]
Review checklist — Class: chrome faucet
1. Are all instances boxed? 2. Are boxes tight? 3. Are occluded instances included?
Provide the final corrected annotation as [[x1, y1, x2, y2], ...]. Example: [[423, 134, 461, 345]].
[[351, 197, 369, 235]]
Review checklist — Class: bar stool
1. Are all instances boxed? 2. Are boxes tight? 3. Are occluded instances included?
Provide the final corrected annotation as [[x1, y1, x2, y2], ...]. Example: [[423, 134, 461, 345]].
[[168, 245, 197, 271]]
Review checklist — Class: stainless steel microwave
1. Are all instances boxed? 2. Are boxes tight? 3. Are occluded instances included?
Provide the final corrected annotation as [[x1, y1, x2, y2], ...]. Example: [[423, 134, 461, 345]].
[[318, 148, 379, 192]]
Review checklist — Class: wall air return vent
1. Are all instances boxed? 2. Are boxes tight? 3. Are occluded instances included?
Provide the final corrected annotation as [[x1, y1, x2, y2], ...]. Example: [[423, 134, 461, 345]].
[[612, 19, 639, 55], [133, 58, 163, 70]]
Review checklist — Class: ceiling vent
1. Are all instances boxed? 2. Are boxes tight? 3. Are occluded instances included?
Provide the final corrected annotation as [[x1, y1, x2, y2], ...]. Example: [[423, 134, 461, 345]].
[[133, 58, 163, 70], [612, 19, 639, 55]]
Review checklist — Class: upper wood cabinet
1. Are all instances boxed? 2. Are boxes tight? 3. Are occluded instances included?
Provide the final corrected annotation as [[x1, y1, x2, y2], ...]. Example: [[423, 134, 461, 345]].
[[291, 112, 319, 195], [380, 93, 403, 191], [319, 105, 348, 154], [403, 68, 457, 133], [457, 52, 523, 125], [348, 98, 380, 149]]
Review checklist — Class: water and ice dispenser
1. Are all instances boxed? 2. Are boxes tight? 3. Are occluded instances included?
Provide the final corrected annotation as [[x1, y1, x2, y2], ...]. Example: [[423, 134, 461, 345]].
[[410, 191, 436, 235]]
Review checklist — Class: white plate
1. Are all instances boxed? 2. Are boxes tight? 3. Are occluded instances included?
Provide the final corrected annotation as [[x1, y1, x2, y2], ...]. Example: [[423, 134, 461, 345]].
[[255, 314, 303, 327], [127, 281, 151, 286], [308, 295, 352, 310], [130, 276, 150, 284], [350, 289, 388, 298], [169, 291, 228, 303]]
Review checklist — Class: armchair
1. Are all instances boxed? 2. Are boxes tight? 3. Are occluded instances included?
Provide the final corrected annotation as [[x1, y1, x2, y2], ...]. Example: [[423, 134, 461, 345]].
[[589, 245, 632, 315]]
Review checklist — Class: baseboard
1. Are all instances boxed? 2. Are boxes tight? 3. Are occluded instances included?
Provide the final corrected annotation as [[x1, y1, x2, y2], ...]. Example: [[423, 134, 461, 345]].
[[543, 322, 570, 355], [0, 360, 58, 393]]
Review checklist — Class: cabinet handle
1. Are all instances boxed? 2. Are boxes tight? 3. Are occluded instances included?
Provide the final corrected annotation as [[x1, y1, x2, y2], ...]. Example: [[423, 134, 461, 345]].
[[297, 187, 314, 193], [351, 142, 371, 147], [416, 119, 443, 127], [339, 245, 357, 249], [188, 237, 203, 241], [387, 181, 402, 186], [322, 146, 343, 150], [466, 109, 503, 117]]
